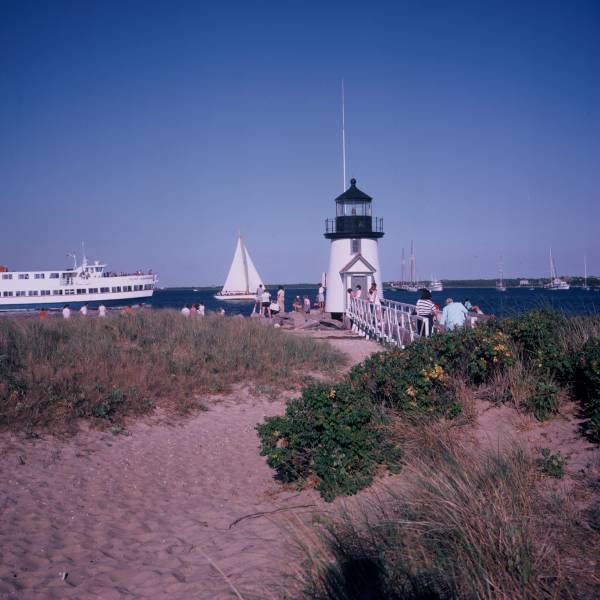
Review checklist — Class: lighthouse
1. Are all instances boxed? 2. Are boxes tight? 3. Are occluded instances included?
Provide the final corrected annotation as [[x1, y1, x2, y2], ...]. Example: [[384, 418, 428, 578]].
[[324, 178, 384, 317]]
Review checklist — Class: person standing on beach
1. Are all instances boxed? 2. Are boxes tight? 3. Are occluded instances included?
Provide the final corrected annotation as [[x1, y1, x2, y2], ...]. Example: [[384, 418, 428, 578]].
[[303, 296, 311, 320], [198, 302, 205, 316], [277, 286, 285, 315], [416, 289, 435, 337], [62, 304, 71, 320], [181, 304, 191, 317], [191, 304, 198, 316], [98, 304, 107, 318], [317, 285, 325, 311], [261, 288, 271, 317], [442, 298, 468, 331], [253, 284, 264, 315], [38, 308, 48, 321], [79, 303, 88, 317]]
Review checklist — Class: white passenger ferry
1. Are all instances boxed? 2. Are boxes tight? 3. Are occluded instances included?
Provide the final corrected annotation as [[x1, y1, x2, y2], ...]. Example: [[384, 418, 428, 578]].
[[0, 253, 157, 311]]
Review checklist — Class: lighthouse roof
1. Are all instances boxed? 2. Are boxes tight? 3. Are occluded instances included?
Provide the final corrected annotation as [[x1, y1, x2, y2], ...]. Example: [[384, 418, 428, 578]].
[[335, 178, 372, 203]]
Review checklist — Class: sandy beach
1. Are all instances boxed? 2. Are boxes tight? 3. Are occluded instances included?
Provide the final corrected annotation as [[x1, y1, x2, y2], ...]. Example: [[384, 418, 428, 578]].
[[0, 329, 380, 600]]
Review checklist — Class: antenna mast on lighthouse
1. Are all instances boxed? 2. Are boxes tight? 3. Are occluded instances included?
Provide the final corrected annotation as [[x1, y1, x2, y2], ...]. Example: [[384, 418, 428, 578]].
[[341, 79, 347, 191]]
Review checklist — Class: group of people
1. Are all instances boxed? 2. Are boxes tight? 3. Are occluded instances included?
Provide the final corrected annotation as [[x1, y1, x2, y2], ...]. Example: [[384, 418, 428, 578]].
[[252, 284, 286, 318], [348, 283, 380, 304], [180, 303, 207, 317], [416, 290, 484, 336], [56, 303, 108, 320]]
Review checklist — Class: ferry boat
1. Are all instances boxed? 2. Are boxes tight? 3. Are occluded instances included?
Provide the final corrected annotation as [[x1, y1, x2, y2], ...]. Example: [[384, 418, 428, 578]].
[[0, 253, 157, 311]]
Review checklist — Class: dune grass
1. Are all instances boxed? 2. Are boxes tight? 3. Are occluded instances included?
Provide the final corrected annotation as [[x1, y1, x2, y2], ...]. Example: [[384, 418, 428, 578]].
[[0, 311, 345, 433], [297, 440, 597, 600]]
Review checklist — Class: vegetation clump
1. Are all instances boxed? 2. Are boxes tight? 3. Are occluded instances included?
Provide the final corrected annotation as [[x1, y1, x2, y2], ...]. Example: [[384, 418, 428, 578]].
[[0, 311, 345, 433], [258, 310, 600, 501]]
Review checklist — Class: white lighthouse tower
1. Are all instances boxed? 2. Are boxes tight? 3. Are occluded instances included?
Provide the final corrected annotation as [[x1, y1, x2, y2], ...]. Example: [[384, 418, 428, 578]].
[[324, 178, 384, 318]]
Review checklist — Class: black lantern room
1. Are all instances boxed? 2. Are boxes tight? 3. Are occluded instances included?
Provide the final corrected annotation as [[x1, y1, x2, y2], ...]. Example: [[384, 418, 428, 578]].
[[324, 178, 384, 239]]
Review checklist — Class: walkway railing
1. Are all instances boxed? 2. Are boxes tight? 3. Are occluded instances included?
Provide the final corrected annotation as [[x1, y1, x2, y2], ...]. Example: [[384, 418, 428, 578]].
[[346, 297, 491, 348]]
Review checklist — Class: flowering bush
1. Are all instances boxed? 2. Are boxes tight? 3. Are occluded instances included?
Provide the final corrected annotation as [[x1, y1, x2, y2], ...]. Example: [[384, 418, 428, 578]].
[[257, 383, 400, 501]]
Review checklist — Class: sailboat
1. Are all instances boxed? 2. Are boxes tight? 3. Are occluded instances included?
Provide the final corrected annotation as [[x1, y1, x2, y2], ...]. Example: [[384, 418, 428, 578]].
[[583, 255, 590, 290], [496, 258, 507, 292], [545, 248, 570, 290], [215, 233, 264, 301], [406, 241, 419, 292]]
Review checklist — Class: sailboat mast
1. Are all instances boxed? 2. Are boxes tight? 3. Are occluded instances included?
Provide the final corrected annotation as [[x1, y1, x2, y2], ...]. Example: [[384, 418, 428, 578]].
[[400, 248, 405, 284]]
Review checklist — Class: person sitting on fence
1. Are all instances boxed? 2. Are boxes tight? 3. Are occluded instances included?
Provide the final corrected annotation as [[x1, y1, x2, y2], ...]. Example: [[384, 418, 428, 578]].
[[416, 288, 435, 337], [442, 297, 468, 331]]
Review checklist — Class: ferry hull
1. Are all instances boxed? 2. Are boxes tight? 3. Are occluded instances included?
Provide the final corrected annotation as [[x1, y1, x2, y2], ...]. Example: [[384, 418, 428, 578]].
[[0, 291, 154, 312]]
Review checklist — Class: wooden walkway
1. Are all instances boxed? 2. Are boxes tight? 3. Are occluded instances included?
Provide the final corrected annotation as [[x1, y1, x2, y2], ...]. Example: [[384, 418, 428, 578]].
[[346, 297, 489, 348]]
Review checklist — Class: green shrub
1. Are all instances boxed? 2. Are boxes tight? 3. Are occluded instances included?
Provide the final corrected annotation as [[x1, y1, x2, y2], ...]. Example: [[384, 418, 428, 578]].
[[525, 379, 560, 421], [575, 337, 600, 443], [257, 383, 400, 501], [500, 309, 574, 383], [536, 447, 566, 478]]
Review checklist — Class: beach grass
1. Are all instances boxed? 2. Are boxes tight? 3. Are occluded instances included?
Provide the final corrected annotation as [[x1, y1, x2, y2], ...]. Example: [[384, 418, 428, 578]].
[[0, 310, 345, 433], [297, 440, 597, 599]]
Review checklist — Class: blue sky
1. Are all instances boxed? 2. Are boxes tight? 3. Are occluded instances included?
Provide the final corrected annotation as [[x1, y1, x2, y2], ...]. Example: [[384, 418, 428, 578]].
[[1, 0, 598, 285]]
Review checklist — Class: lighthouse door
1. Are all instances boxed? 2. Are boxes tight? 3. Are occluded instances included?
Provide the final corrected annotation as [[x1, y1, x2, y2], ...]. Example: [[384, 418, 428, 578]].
[[351, 275, 367, 295]]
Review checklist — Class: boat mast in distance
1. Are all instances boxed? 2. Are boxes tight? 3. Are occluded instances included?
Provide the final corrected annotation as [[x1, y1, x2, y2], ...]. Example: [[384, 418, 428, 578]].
[[341, 79, 347, 192]]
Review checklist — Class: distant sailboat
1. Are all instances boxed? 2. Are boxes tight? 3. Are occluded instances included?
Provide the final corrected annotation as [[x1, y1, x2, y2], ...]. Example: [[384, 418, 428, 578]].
[[583, 255, 590, 290], [496, 258, 507, 292], [215, 233, 264, 301], [545, 248, 570, 290], [428, 275, 443, 292]]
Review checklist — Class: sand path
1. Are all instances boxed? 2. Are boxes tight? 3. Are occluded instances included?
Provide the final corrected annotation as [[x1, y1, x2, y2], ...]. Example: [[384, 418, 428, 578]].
[[0, 331, 380, 600]]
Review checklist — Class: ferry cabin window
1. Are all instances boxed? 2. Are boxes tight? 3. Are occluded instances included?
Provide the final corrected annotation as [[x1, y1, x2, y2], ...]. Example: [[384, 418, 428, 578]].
[[34, 273, 45, 279], [52, 290, 63, 295], [351, 239, 361, 254], [65, 289, 75, 295], [16, 291, 26, 296], [3, 291, 13, 297], [134, 285, 142, 291], [77, 289, 87, 294], [100, 287, 109, 293], [143, 284, 153, 290], [2, 273, 12, 279], [18, 273, 29, 279], [50, 273, 59, 279], [40, 290, 51, 296], [89, 288, 98, 293], [111, 286, 121, 293], [124, 286, 132, 292], [28, 291, 39, 296], [95, 267, 102, 272]]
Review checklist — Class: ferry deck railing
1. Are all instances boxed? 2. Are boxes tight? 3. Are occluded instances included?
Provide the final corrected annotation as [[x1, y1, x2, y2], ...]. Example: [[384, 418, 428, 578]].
[[346, 297, 490, 347]]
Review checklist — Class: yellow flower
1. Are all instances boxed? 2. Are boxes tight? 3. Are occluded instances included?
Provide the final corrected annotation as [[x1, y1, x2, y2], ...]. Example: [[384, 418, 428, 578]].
[[328, 389, 337, 399], [406, 386, 417, 398]]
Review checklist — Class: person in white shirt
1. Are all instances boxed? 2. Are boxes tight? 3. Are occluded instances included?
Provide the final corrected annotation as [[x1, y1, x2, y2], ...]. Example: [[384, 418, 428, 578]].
[[98, 304, 107, 318], [254, 284, 264, 315], [79, 304, 88, 317], [276, 286, 285, 315], [181, 304, 191, 317], [62, 305, 71, 320], [442, 298, 469, 331], [261, 289, 271, 317], [317, 285, 325, 310], [198, 302, 205, 316], [368, 283, 380, 304]]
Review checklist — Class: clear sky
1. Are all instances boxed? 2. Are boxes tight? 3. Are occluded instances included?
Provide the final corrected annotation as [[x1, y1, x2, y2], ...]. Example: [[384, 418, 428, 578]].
[[1, 0, 598, 286]]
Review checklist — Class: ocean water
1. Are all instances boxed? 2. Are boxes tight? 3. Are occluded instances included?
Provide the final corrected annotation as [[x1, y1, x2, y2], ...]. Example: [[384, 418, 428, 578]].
[[153, 286, 600, 318]]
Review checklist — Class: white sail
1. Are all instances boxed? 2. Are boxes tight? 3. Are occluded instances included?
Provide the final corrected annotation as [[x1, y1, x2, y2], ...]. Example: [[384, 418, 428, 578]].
[[244, 243, 263, 292], [220, 235, 263, 295]]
